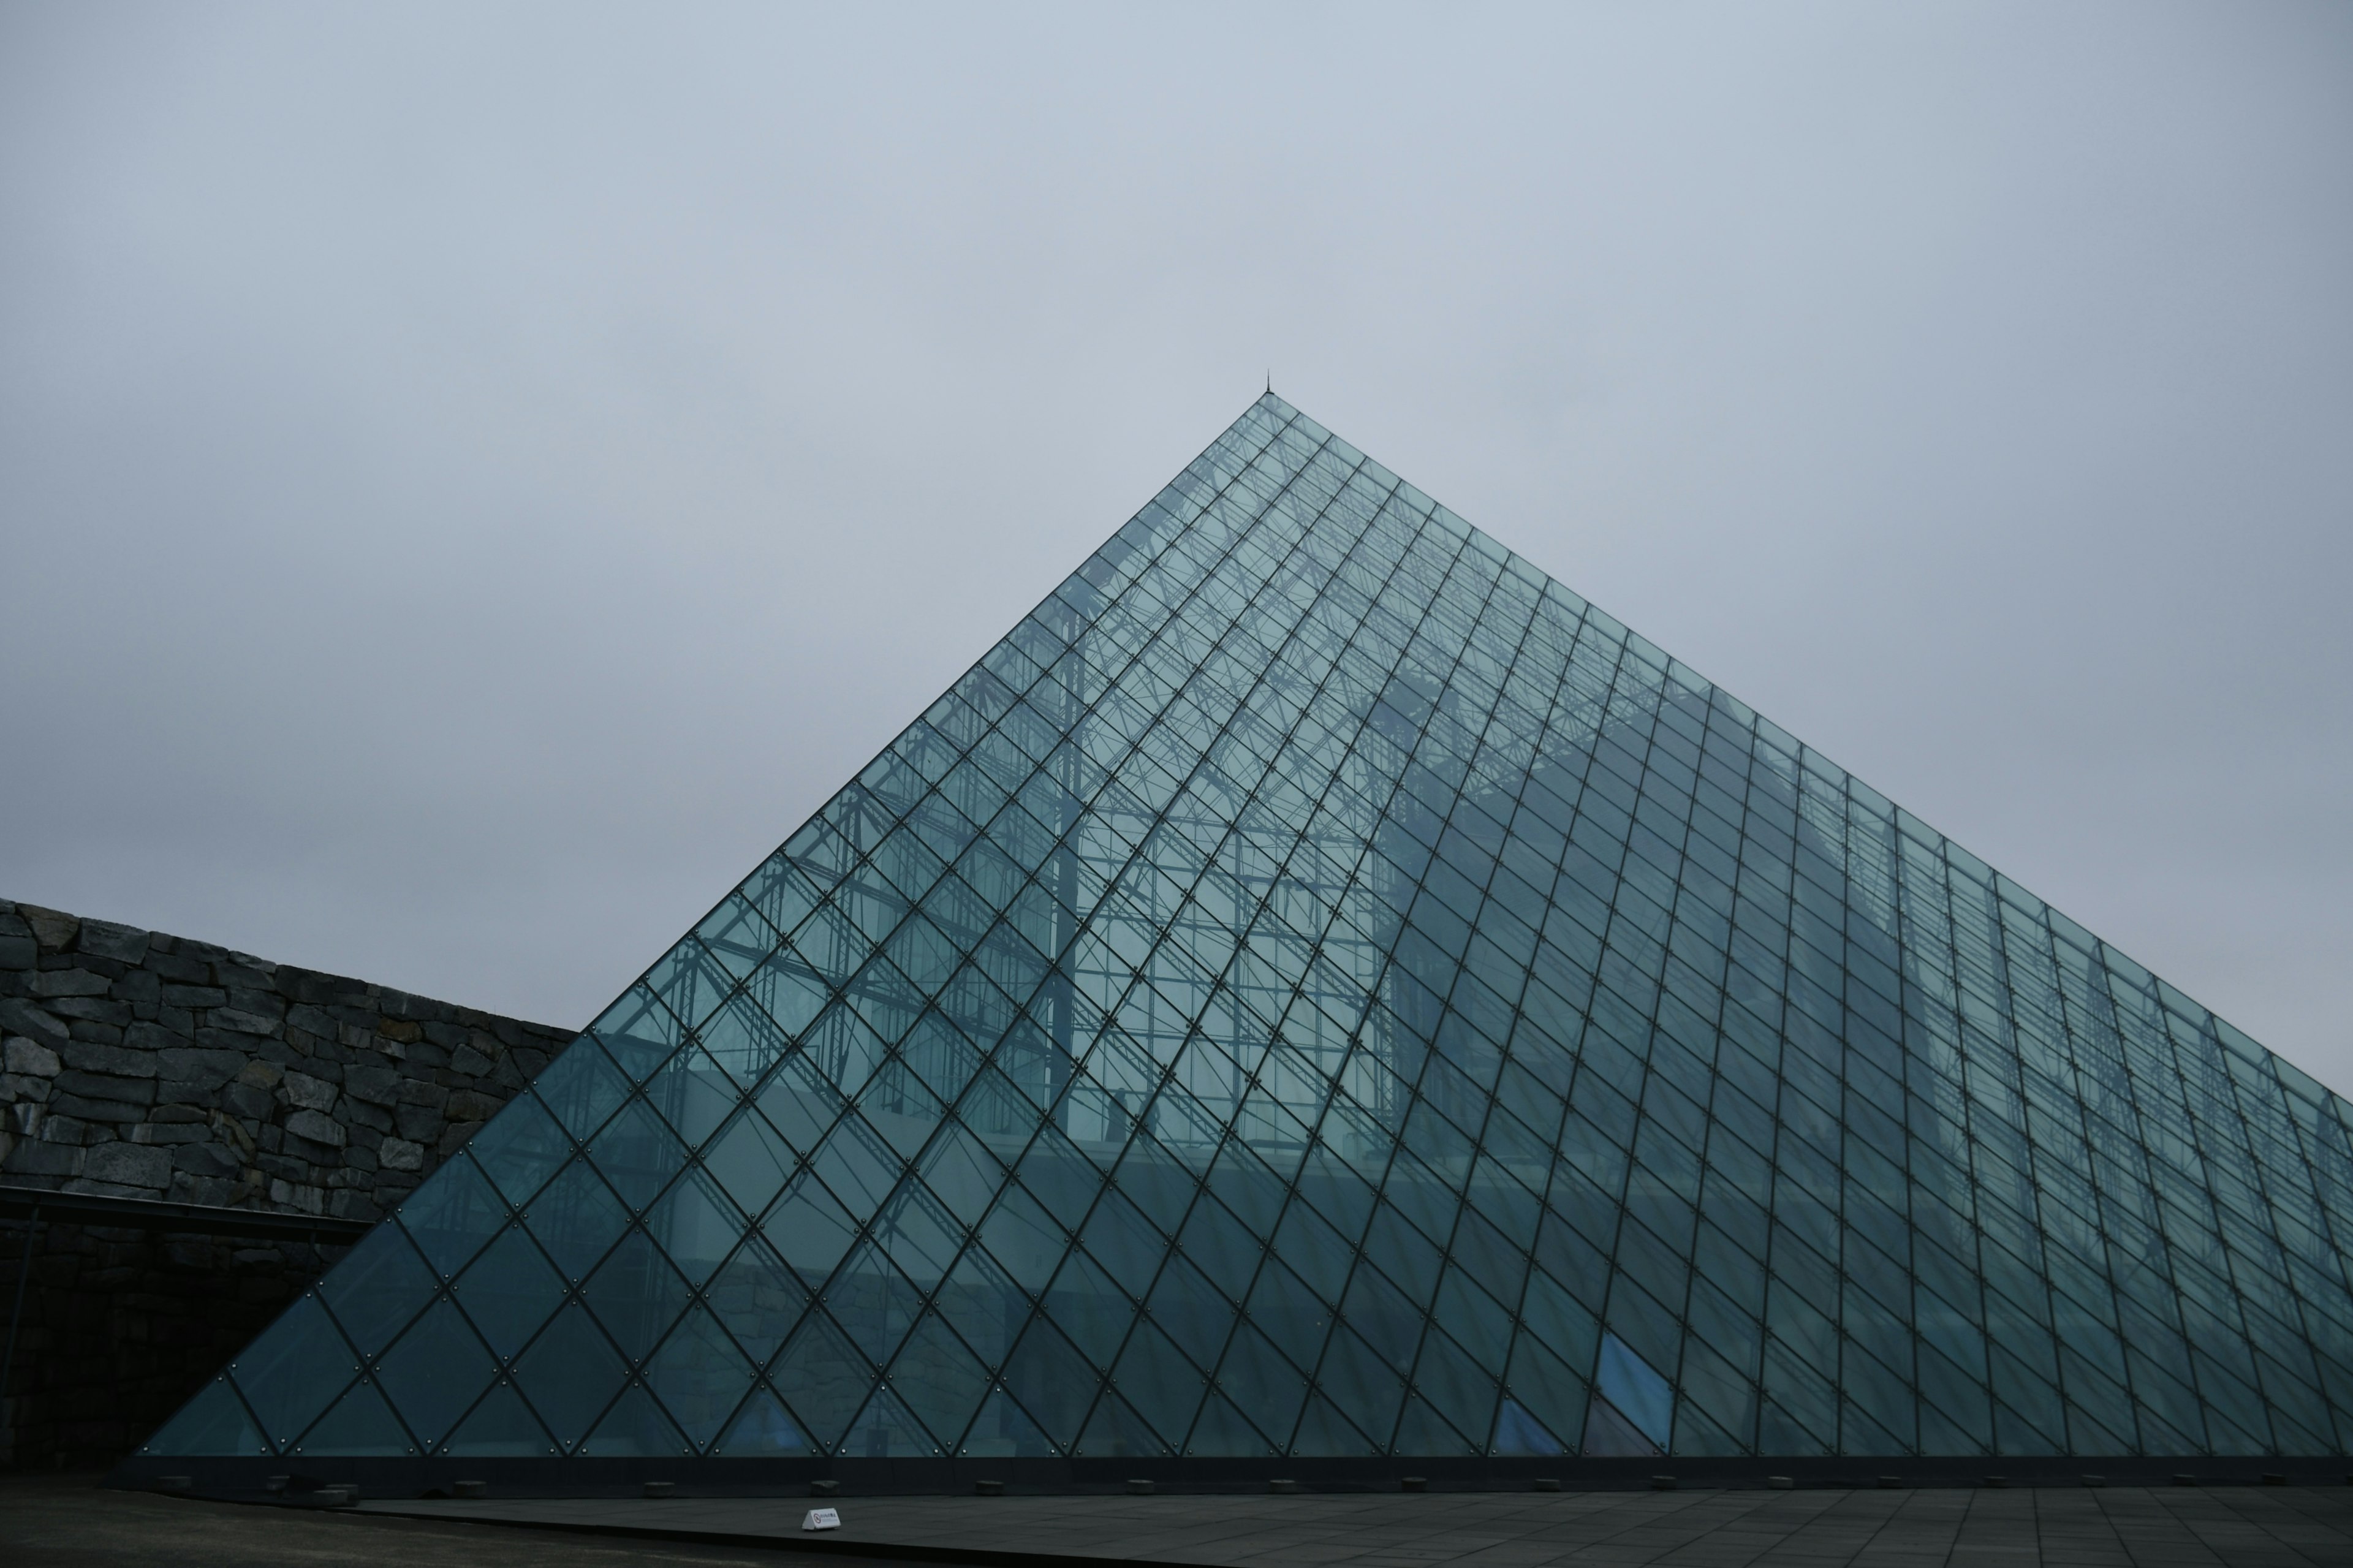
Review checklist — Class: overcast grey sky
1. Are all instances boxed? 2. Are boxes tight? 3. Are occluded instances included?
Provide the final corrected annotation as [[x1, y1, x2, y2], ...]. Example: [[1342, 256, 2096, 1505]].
[[3, 2, 2348, 1094]]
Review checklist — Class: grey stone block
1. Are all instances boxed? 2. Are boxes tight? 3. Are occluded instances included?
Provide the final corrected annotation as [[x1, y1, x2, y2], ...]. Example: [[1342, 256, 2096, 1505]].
[[184, 1174, 240, 1206], [125, 1020, 191, 1053], [346, 1101, 392, 1135], [224, 984, 287, 1016], [394, 1105, 444, 1143], [221, 1081, 276, 1120], [153, 1078, 216, 1107], [379, 1137, 426, 1172], [30, 968, 112, 999], [127, 1121, 207, 1144], [54, 1069, 157, 1105], [63, 1040, 158, 1078], [83, 1140, 171, 1189], [157, 1047, 244, 1085], [159, 985, 227, 1008], [48, 1093, 149, 1123], [344, 1064, 398, 1105], [20, 905, 78, 950], [56, 998, 134, 1028], [267, 1177, 324, 1212], [0, 935, 37, 971], [0, 996, 69, 1044], [284, 1004, 340, 1039], [451, 1044, 496, 1077], [286, 1108, 347, 1147], [6, 1037, 62, 1076], [172, 1142, 243, 1176], [330, 1192, 382, 1222], [110, 968, 160, 1004], [1, 1137, 81, 1176], [281, 1071, 337, 1112], [208, 1009, 279, 1036], [446, 1088, 503, 1121], [398, 1080, 449, 1109], [76, 920, 152, 964]]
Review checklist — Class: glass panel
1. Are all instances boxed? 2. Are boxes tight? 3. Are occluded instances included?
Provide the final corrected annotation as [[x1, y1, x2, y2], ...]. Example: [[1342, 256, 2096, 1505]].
[[703, 1107, 799, 1221], [713, 1387, 813, 1456], [139, 1378, 270, 1456], [587, 1096, 689, 1211], [444, 1381, 558, 1456], [580, 1384, 690, 1456], [513, 1302, 628, 1450], [885, 1310, 994, 1454], [1581, 1392, 1663, 1457], [705, 1233, 809, 1368], [770, 1311, 875, 1452], [464, 1091, 574, 1207], [314, 1223, 438, 1357], [532, 1034, 632, 1141], [395, 1153, 507, 1281], [839, 1384, 940, 1458], [452, 1227, 567, 1361], [225, 1294, 357, 1452], [375, 1299, 498, 1450], [1594, 1330, 1673, 1450], [960, 1388, 1058, 1458], [292, 1379, 415, 1456], [582, 1228, 695, 1363], [523, 1158, 632, 1284]]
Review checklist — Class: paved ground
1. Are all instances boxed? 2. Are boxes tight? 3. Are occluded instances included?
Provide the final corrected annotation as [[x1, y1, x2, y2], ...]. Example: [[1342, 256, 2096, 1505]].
[[10, 1471, 2351, 1567], [0, 1472, 926, 1568], [363, 1484, 2353, 1567]]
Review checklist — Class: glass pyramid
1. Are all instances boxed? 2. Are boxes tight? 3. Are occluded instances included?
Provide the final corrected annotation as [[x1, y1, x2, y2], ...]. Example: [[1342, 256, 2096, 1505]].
[[144, 395, 2353, 1469]]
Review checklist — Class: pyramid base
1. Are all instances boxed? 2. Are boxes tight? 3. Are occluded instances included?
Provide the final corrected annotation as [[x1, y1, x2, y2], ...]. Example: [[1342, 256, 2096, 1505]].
[[103, 1450, 2352, 1501]]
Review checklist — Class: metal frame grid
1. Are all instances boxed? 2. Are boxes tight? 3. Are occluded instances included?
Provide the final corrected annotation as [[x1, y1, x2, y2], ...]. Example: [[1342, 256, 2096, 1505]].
[[142, 395, 2353, 1467]]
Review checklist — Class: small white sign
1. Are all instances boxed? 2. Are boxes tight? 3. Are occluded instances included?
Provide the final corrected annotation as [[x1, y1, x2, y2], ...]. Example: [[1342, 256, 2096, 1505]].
[[802, 1507, 842, 1532]]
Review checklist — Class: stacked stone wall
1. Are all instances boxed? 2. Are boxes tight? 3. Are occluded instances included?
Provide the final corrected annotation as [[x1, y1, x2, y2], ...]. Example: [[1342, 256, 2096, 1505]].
[[0, 899, 572, 1466]]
